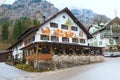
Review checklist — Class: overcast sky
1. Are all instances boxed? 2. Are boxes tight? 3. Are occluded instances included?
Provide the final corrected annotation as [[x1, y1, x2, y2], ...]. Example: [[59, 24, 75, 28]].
[[1, 0, 120, 19]]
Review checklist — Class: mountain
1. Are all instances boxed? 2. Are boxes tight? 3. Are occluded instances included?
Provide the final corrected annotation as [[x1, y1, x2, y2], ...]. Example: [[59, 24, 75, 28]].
[[71, 9, 110, 27], [0, 0, 110, 27], [0, 0, 59, 22]]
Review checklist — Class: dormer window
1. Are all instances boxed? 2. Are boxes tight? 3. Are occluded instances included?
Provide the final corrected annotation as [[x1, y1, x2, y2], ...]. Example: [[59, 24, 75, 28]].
[[61, 24, 68, 30], [71, 26, 78, 31], [50, 22, 58, 28]]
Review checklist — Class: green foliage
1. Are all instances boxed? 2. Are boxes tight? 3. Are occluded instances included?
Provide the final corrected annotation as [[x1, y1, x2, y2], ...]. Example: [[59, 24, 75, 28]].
[[1, 20, 9, 40], [13, 17, 33, 41], [116, 45, 120, 52], [0, 17, 40, 49], [33, 19, 40, 26], [65, 18, 72, 26], [13, 19, 22, 41], [16, 64, 39, 72], [112, 27, 120, 32]]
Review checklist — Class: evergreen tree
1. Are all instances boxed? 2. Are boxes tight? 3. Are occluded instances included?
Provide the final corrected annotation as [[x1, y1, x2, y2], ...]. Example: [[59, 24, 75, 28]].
[[13, 20, 20, 41], [13, 17, 33, 41], [33, 19, 40, 26], [1, 20, 9, 40]]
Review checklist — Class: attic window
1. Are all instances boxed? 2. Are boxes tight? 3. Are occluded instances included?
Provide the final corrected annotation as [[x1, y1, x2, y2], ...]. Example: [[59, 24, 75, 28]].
[[61, 24, 68, 30], [63, 15, 65, 19], [71, 26, 78, 31], [50, 22, 58, 28]]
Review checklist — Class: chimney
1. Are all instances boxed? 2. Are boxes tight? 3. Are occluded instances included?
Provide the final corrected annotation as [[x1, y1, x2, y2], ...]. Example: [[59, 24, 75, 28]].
[[42, 15, 46, 23]]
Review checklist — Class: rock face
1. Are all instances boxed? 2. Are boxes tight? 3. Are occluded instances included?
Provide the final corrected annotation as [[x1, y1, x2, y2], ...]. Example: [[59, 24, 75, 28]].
[[0, 0, 59, 21], [0, 0, 110, 27], [71, 9, 110, 27]]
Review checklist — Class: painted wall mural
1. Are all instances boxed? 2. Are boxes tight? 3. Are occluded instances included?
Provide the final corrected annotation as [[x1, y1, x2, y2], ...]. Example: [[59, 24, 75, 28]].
[[65, 18, 73, 31], [53, 29, 76, 38], [41, 26, 50, 35], [79, 32, 83, 37], [40, 18, 84, 38]]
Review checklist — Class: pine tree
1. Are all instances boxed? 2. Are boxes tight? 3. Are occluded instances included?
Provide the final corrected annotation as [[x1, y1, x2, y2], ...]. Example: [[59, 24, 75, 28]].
[[33, 19, 40, 26], [1, 20, 9, 40], [13, 17, 33, 42]]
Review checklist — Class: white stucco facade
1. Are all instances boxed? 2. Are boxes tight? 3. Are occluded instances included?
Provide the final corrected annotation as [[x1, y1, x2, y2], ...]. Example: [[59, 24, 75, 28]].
[[10, 8, 90, 59], [35, 12, 88, 45], [88, 24, 117, 50]]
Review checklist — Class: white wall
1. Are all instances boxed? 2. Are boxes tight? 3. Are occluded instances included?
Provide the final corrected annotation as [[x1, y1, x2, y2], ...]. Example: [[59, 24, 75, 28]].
[[35, 12, 88, 45], [88, 25, 117, 48]]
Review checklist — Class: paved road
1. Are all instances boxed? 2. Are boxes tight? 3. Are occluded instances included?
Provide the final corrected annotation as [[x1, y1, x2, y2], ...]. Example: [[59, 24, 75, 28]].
[[1, 58, 120, 80], [0, 63, 27, 80], [14, 58, 120, 80]]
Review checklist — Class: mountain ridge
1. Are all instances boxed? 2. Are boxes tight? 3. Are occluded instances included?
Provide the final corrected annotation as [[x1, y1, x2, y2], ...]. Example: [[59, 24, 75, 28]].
[[0, 0, 110, 27]]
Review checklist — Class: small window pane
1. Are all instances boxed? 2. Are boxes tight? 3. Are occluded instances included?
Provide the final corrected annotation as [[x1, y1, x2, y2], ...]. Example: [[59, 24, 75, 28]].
[[61, 24, 68, 30], [72, 38, 78, 43], [50, 22, 58, 28], [51, 36, 59, 41], [80, 39, 85, 43], [41, 35, 49, 40], [62, 37, 69, 42], [71, 26, 78, 31]]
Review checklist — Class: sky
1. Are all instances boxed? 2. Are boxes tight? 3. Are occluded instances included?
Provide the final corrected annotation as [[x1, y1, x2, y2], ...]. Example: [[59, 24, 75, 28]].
[[1, 0, 120, 19]]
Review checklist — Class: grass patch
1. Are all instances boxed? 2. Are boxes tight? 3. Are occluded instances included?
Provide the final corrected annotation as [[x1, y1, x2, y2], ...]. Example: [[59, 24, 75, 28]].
[[16, 64, 39, 72]]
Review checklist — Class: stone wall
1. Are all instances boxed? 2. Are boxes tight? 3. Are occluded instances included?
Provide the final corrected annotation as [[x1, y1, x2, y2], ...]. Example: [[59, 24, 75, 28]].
[[35, 54, 104, 71]]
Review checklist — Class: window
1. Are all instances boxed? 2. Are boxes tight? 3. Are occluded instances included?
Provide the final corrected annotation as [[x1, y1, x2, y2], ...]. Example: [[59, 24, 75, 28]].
[[72, 38, 78, 43], [109, 39, 114, 44], [99, 41, 102, 45], [25, 40, 27, 45], [61, 24, 68, 30], [50, 22, 58, 28], [71, 26, 78, 31], [80, 39, 85, 43], [51, 36, 59, 41], [32, 36, 35, 41], [63, 15, 66, 18], [100, 33, 104, 39], [104, 26, 110, 30], [41, 35, 49, 40], [62, 37, 69, 42], [93, 35, 96, 39], [28, 39, 31, 43]]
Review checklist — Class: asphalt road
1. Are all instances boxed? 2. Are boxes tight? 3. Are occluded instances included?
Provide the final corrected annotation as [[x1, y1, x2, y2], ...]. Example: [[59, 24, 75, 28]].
[[1, 58, 120, 80], [0, 63, 27, 80]]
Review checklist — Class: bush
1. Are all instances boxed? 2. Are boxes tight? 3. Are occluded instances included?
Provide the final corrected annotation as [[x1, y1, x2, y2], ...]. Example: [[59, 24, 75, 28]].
[[16, 64, 39, 72]]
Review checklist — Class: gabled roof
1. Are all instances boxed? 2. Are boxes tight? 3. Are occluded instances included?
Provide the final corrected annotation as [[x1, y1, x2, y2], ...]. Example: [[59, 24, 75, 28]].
[[8, 7, 92, 49], [109, 17, 120, 24], [0, 50, 12, 54], [90, 17, 120, 35]]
